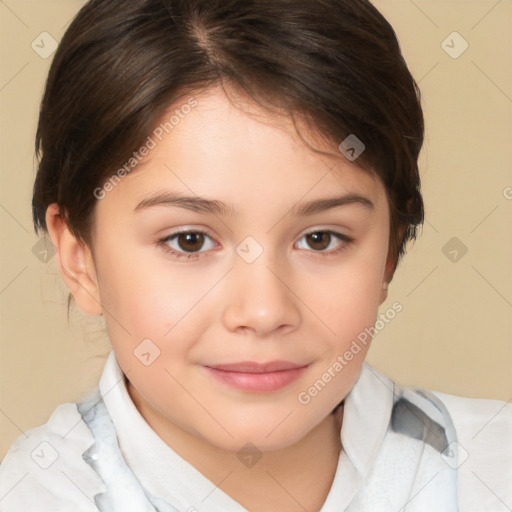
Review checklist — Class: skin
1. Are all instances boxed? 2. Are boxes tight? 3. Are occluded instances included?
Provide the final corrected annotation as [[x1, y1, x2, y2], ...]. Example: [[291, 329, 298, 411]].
[[46, 86, 395, 511]]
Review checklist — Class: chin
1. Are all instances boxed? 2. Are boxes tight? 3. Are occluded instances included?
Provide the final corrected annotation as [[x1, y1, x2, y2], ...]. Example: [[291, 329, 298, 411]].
[[191, 410, 319, 453], [203, 430, 306, 454]]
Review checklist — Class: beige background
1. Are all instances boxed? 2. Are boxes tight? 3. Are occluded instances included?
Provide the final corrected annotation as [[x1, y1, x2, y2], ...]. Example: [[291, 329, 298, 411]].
[[1, 0, 511, 460]]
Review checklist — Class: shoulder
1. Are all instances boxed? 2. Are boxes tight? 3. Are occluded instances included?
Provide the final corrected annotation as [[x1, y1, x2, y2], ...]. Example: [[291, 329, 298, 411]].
[[432, 389, 512, 428], [432, 390, 512, 511], [0, 396, 106, 512]]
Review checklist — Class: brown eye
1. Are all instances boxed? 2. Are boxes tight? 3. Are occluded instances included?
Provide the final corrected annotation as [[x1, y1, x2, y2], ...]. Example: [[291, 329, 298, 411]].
[[296, 230, 353, 256], [305, 232, 332, 251], [160, 230, 216, 258], [176, 232, 205, 252]]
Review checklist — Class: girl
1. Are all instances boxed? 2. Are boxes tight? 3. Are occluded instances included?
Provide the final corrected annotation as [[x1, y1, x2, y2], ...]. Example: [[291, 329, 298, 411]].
[[0, 0, 510, 510]]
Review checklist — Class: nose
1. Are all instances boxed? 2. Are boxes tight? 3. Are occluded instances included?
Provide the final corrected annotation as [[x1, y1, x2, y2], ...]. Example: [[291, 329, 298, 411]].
[[221, 250, 301, 338]]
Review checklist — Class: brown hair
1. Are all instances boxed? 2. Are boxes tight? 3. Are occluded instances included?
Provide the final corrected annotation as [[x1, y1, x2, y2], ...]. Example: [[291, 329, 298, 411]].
[[32, 0, 424, 274]]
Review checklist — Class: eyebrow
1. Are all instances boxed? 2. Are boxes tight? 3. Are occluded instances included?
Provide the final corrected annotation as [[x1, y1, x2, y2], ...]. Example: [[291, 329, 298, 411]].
[[134, 191, 374, 216]]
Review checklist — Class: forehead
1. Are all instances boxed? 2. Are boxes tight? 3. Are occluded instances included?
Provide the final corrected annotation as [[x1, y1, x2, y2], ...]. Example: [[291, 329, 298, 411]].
[[97, 86, 387, 217]]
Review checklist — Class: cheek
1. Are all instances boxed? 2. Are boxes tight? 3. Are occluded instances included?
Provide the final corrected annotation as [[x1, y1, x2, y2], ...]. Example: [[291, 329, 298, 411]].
[[93, 241, 217, 367], [295, 267, 383, 415], [94, 237, 181, 323], [316, 253, 387, 335]]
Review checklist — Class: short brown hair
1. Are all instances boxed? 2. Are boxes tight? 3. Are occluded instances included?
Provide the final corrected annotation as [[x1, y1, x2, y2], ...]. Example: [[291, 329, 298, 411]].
[[32, 0, 424, 273]]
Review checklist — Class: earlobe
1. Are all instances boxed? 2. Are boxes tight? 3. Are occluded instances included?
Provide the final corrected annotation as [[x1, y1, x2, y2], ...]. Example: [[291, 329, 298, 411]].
[[45, 204, 103, 316], [379, 282, 389, 305], [379, 250, 397, 305]]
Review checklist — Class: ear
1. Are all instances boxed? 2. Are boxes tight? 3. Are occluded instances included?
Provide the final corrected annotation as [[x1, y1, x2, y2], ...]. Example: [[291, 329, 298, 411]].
[[379, 246, 399, 305], [379, 220, 409, 304], [379, 256, 395, 304], [45, 203, 103, 316]]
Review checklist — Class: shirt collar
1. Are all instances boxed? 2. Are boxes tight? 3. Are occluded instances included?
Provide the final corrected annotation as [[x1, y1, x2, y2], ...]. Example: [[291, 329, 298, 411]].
[[319, 362, 395, 510], [341, 362, 395, 475], [99, 351, 246, 511]]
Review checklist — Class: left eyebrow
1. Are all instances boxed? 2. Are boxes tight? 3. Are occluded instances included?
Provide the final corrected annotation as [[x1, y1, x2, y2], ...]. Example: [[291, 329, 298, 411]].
[[133, 191, 374, 216], [291, 194, 374, 216]]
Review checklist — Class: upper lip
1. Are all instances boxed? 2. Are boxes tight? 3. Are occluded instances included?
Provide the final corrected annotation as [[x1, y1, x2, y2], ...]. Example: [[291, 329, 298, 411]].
[[206, 361, 309, 373]]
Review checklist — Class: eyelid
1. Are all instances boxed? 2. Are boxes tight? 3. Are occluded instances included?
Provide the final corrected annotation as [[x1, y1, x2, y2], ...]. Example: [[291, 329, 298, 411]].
[[165, 226, 216, 238], [299, 225, 351, 237]]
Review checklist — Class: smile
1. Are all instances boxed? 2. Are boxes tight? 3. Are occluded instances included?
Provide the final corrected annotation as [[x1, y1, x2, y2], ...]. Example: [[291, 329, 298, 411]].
[[204, 361, 310, 393]]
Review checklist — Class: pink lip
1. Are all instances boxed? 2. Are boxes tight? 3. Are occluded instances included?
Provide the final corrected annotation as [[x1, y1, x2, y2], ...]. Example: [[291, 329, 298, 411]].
[[204, 361, 309, 392]]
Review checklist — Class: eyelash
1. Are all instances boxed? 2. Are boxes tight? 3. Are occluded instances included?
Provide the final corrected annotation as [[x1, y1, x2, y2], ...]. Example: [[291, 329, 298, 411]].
[[157, 229, 354, 260]]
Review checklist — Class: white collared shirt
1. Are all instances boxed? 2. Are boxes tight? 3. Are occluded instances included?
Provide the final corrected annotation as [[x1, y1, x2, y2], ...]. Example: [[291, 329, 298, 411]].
[[97, 352, 396, 511], [1, 351, 510, 511]]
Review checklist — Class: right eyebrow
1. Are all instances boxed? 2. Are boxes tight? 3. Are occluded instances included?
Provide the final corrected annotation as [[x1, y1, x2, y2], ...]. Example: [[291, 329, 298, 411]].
[[134, 191, 236, 216]]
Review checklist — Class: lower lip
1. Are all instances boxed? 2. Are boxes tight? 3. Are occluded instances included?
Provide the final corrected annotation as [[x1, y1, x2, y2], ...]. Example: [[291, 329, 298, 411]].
[[205, 366, 308, 392]]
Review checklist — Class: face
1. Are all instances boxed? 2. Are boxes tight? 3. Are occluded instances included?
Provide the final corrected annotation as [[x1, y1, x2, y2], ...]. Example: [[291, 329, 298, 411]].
[[88, 86, 391, 452]]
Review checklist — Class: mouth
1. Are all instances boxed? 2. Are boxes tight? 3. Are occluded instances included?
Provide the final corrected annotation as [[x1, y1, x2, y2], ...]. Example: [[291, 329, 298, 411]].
[[204, 361, 310, 393]]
